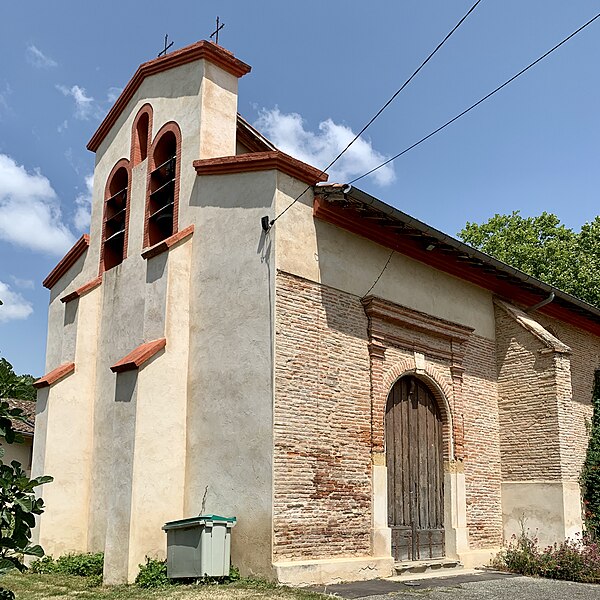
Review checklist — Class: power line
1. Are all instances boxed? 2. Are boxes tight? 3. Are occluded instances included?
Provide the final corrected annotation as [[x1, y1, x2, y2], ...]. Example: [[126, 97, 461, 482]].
[[362, 250, 395, 298], [350, 11, 600, 185], [265, 0, 484, 230], [321, 0, 484, 177]]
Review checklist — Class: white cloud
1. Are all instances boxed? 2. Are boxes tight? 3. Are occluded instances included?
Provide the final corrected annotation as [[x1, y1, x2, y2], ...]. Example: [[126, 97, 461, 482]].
[[0, 281, 33, 324], [26, 45, 58, 68], [254, 107, 395, 187], [56, 84, 98, 120], [57, 119, 68, 133], [0, 154, 75, 255], [73, 174, 93, 231], [107, 87, 122, 103], [10, 276, 34, 290]]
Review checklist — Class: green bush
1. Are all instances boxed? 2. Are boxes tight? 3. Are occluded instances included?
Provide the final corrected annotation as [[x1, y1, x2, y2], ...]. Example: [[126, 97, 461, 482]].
[[493, 531, 600, 583], [29, 555, 55, 574], [581, 370, 600, 540], [135, 557, 169, 588], [30, 552, 104, 580], [0, 588, 14, 600], [134, 558, 242, 588], [55, 553, 104, 577]]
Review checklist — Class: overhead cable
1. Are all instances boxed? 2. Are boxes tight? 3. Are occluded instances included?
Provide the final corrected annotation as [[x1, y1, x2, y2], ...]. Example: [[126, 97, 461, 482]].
[[349, 11, 600, 184], [265, 0, 484, 229]]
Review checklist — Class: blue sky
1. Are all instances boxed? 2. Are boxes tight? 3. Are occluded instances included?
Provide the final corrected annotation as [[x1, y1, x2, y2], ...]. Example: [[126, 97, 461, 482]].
[[1, 1, 599, 375]]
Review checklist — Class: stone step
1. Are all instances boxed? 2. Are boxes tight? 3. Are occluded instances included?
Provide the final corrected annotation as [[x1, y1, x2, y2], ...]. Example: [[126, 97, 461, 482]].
[[394, 558, 463, 576]]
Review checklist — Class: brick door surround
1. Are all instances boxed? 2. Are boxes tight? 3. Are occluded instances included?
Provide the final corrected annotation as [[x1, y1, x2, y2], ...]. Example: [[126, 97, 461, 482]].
[[362, 296, 471, 560]]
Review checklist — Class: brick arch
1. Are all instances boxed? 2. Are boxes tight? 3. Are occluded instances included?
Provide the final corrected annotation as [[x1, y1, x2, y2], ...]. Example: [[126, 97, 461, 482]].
[[144, 121, 182, 248], [381, 359, 454, 460], [130, 103, 153, 166]]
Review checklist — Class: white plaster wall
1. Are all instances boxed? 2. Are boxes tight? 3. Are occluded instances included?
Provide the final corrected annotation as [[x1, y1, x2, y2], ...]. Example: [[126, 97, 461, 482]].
[[1, 436, 32, 475], [502, 481, 583, 547], [273, 177, 496, 340], [44, 253, 89, 372], [33, 284, 100, 556], [127, 239, 192, 582], [87, 156, 149, 555], [184, 169, 276, 578]]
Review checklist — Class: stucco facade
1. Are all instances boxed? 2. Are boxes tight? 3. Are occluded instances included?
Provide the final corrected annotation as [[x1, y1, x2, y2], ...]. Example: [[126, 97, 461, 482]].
[[33, 40, 599, 586]]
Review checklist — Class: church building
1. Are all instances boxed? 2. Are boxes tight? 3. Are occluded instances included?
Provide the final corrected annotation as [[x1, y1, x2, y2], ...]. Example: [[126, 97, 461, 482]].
[[32, 40, 598, 586]]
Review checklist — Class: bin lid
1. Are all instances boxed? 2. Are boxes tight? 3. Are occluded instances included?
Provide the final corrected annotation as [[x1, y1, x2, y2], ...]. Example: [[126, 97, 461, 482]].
[[162, 514, 237, 531]]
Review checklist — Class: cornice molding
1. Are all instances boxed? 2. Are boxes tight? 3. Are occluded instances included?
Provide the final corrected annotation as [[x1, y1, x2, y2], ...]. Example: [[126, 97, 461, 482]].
[[34, 363, 75, 389], [110, 339, 166, 373], [60, 275, 102, 303], [88, 40, 251, 152], [43, 235, 89, 290], [362, 296, 474, 344], [193, 151, 328, 186], [141, 224, 194, 260]]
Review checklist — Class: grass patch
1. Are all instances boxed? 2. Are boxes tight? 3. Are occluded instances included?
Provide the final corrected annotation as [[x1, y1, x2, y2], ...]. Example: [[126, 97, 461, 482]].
[[1, 572, 328, 600]]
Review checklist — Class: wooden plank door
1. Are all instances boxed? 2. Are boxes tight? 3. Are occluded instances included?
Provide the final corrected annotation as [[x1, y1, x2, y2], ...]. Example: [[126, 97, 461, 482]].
[[385, 376, 444, 561]]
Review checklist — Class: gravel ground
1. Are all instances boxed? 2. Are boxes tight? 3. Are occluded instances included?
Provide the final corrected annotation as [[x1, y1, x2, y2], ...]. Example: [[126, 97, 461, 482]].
[[320, 574, 600, 599]]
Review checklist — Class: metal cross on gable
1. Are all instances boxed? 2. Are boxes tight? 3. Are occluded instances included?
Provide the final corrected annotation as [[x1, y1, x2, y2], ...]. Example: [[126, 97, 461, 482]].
[[158, 34, 174, 58], [210, 16, 225, 45]]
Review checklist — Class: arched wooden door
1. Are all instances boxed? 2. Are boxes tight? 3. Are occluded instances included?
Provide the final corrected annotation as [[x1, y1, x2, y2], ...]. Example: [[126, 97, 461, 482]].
[[385, 376, 444, 561]]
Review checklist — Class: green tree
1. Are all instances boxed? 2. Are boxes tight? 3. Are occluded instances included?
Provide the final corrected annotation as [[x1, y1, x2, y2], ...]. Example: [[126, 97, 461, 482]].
[[459, 211, 600, 308], [0, 359, 36, 403], [581, 371, 600, 540], [0, 357, 52, 599]]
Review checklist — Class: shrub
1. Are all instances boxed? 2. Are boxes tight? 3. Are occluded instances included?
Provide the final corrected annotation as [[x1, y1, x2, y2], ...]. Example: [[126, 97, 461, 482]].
[[0, 588, 14, 600], [54, 553, 104, 577], [493, 532, 600, 584], [135, 557, 169, 588], [29, 555, 55, 574], [30, 552, 104, 581]]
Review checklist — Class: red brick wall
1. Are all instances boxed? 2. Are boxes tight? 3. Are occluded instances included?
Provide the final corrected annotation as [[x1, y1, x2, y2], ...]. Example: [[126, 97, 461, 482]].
[[535, 314, 597, 481], [274, 271, 503, 557], [461, 334, 502, 547], [274, 271, 372, 560], [495, 306, 564, 481]]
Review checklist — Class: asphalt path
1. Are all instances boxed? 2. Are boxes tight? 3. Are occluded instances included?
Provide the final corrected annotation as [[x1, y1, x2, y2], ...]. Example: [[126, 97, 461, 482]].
[[314, 572, 600, 599]]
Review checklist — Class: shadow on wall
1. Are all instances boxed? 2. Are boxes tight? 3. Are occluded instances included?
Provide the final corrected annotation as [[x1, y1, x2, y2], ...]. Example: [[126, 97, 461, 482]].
[[64, 298, 79, 326], [48, 254, 86, 303], [190, 175, 276, 210]]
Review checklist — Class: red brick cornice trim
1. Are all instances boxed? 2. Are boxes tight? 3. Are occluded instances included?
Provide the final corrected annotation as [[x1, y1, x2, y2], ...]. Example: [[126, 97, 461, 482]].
[[43, 235, 89, 290], [193, 152, 328, 186], [141, 224, 194, 260], [34, 363, 75, 389], [60, 276, 102, 303], [362, 296, 474, 344], [88, 41, 251, 152], [110, 339, 166, 373]]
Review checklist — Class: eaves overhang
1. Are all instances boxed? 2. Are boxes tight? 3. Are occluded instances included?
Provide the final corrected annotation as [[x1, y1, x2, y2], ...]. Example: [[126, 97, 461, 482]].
[[314, 184, 600, 336]]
